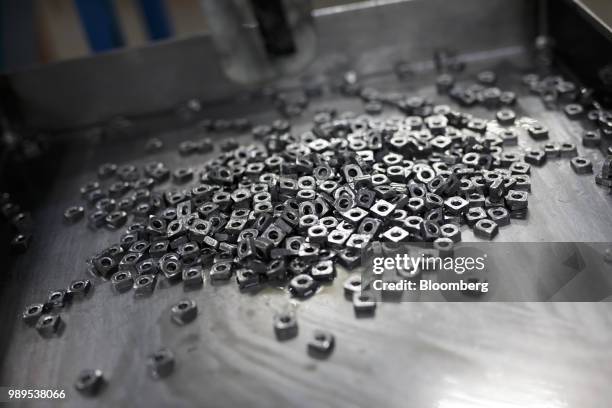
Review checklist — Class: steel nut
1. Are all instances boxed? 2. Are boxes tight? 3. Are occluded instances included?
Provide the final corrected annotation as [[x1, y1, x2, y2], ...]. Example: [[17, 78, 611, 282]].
[[559, 142, 577, 158], [465, 207, 487, 226], [487, 207, 510, 226], [570, 157, 593, 174], [210, 262, 232, 280], [274, 312, 298, 341], [35, 314, 62, 337], [440, 223, 461, 242], [524, 149, 546, 166], [327, 229, 351, 249], [22, 303, 46, 325], [171, 299, 198, 325], [353, 291, 376, 316], [133, 274, 156, 296], [148, 348, 175, 379], [68, 279, 92, 299], [474, 218, 499, 240], [74, 369, 105, 396], [235, 268, 260, 290], [266, 259, 287, 281], [444, 196, 469, 215], [111, 271, 134, 293], [307, 330, 335, 358], [289, 274, 318, 298], [527, 124, 549, 140], [64, 206, 85, 223], [182, 266, 204, 287]]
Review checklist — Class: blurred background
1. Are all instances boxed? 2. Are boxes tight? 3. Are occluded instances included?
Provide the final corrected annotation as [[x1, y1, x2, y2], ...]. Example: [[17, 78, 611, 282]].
[[0, 0, 366, 73]]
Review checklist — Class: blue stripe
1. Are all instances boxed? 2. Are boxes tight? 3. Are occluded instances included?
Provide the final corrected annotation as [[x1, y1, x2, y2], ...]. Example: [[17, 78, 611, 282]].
[[137, 0, 173, 41], [74, 0, 124, 52]]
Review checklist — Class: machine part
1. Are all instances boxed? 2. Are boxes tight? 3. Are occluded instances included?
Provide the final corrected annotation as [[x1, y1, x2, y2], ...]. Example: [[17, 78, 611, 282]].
[[353, 292, 377, 316], [170, 299, 198, 325], [74, 369, 105, 396], [343, 275, 362, 299], [64, 206, 85, 223], [68, 279, 91, 299], [22, 303, 46, 325], [35, 314, 62, 337], [474, 219, 499, 240], [440, 223, 461, 242], [210, 262, 232, 280], [236, 268, 260, 290], [133, 275, 156, 296], [111, 271, 134, 293], [487, 207, 510, 226], [274, 312, 298, 341], [570, 157, 593, 174], [148, 348, 175, 379], [307, 330, 335, 358], [289, 274, 318, 298]]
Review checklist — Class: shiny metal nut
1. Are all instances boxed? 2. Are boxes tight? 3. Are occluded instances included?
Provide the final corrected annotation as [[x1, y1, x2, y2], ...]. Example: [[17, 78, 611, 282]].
[[171, 299, 198, 325]]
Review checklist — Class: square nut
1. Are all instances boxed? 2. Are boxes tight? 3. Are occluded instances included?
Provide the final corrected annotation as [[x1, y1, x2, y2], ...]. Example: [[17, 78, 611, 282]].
[[171, 299, 198, 325], [274, 312, 298, 341], [570, 157, 593, 174]]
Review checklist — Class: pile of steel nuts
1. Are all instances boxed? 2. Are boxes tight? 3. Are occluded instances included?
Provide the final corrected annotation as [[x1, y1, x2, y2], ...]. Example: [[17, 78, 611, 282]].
[[17, 67, 612, 395]]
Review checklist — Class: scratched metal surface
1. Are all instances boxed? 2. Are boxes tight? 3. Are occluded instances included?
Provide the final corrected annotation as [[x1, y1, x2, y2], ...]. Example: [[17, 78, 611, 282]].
[[1, 57, 612, 408]]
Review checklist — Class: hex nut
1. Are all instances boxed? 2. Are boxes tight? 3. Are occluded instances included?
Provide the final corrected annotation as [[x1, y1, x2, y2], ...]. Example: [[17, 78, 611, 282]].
[[274, 312, 298, 341], [171, 299, 198, 325]]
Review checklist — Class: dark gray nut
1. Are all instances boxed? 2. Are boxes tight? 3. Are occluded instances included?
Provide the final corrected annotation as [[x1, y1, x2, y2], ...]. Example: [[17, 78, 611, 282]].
[[105, 210, 128, 229], [88, 210, 108, 229], [74, 369, 105, 396], [210, 262, 232, 280], [136, 258, 158, 276], [341, 207, 368, 224], [346, 233, 371, 252], [353, 291, 376, 316], [298, 242, 320, 262], [543, 142, 560, 158], [266, 259, 286, 281], [465, 207, 487, 226], [129, 240, 150, 254], [235, 268, 260, 290], [311, 260, 336, 281], [499, 128, 518, 145], [496, 109, 516, 125], [111, 271, 134, 293], [118, 252, 142, 273], [487, 207, 510, 226], [433, 238, 454, 257], [172, 167, 194, 184], [559, 142, 577, 158], [35, 314, 62, 337], [22, 303, 46, 325], [382, 226, 410, 243], [582, 130, 601, 148], [440, 223, 461, 242], [133, 274, 156, 296], [307, 330, 335, 358], [171, 299, 198, 325], [474, 219, 499, 240], [10, 234, 31, 253], [510, 161, 530, 175], [343, 275, 362, 299], [524, 149, 546, 166], [160, 253, 183, 280], [505, 190, 528, 210], [369, 199, 396, 218], [570, 157, 593, 174], [444, 196, 469, 215], [403, 216, 423, 234], [64, 206, 85, 223], [358, 217, 382, 236], [308, 225, 328, 244], [514, 175, 532, 192], [68, 279, 92, 299], [289, 274, 318, 298], [327, 229, 351, 249], [93, 254, 118, 277], [420, 220, 440, 241], [337, 248, 361, 269], [274, 312, 298, 341], [527, 124, 549, 140], [47, 289, 71, 309], [564, 103, 583, 119], [182, 266, 204, 287], [148, 348, 175, 379]]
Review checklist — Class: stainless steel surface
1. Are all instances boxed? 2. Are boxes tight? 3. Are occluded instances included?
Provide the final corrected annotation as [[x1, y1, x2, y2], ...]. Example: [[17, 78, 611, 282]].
[[5, 0, 535, 130], [2, 56, 612, 406]]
